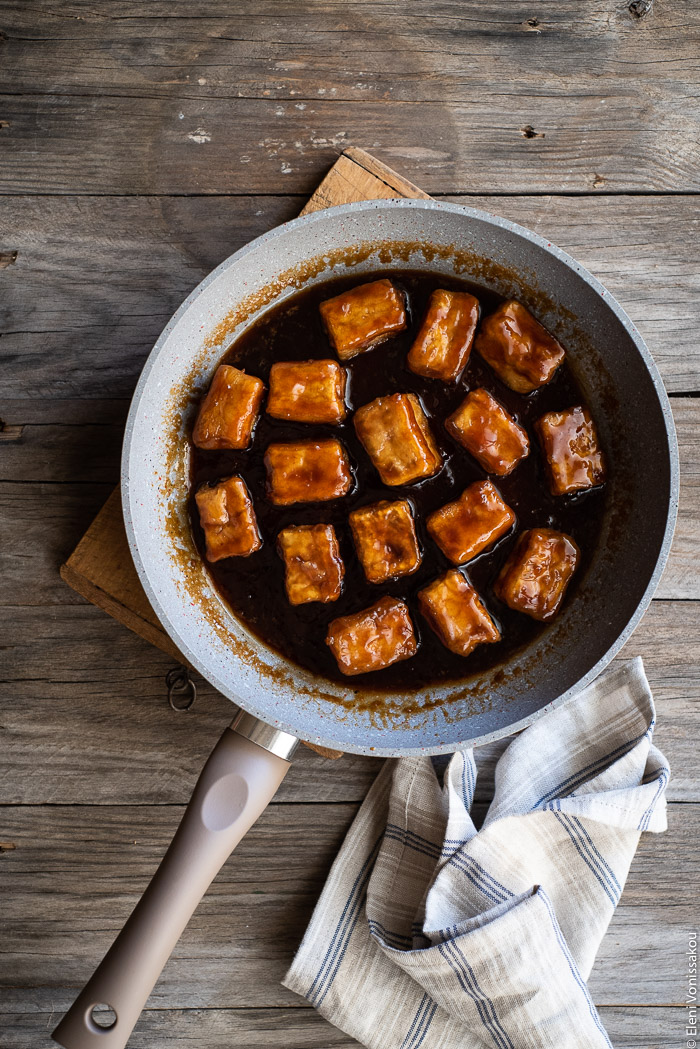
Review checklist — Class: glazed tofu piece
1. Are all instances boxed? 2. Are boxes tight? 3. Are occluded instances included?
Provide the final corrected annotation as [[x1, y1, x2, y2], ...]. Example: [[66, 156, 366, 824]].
[[267, 359, 347, 424], [427, 479, 515, 565], [195, 476, 262, 562], [474, 301, 565, 394], [408, 289, 480, 383], [326, 596, 417, 676], [445, 388, 529, 476], [277, 524, 344, 605], [319, 278, 407, 360], [495, 528, 580, 621], [192, 365, 265, 450], [354, 393, 442, 486], [535, 405, 606, 495], [349, 499, 422, 583], [264, 439, 353, 505], [418, 569, 500, 657]]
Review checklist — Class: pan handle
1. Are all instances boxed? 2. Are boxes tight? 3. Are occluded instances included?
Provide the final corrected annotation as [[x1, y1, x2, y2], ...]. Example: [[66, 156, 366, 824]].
[[52, 712, 298, 1049]]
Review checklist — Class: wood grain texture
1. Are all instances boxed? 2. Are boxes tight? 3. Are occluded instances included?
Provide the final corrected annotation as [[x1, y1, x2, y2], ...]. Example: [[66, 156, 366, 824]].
[[0, 1007, 685, 1049], [0, 803, 695, 1011], [658, 398, 700, 600], [2, 193, 699, 397], [1, 2, 699, 193], [60, 488, 183, 659], [1, 601, 698, 805], [301, 148, 430, 214]]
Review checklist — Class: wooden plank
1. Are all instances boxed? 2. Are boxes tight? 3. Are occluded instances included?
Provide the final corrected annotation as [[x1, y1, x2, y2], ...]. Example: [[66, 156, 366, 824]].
[[0, 803, 694, 1011], [2, 193, 698, 397], [0, 603, 378, 806], [0, 601, 697, 804], [658, 398, 700, 600], [0, 1011, 362, 1049], [301, 148, 430, 214], [7, 0, 696, 106], [0, 482, 115, 606], [0, 399, 130, 426], [0, 194, 297, 401], [0, 423, 124, 484], [0, 1006, 685, 1049], [1, 93, 698, 196], [59, 487, 183, 659], [1, 3, 699, 193]]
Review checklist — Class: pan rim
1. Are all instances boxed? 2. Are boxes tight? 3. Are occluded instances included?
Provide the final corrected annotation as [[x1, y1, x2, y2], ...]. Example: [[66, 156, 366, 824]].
[[121, 197, 679, 756]]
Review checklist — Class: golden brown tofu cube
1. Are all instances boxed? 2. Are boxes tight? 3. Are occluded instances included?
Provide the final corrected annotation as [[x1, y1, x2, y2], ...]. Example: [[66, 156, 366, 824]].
[[264, 439, 353, 505], [349, 499, 422, 584], [277, 524, 344, 605], [192, 365, 265, 450], [495, 528, 580, 621], [445, 388, 529, 476], [354, 393, 442, 487], [326, 596, 417, 676], [418, 569, 500, 657], [267, 359, 347, 424], [319, 278, 407, 360], [427, 480, 515, 565], [408, 289, 480, 383], [474, 301, 565, 394], [195, 476, 262, 562], [535, 406, 606, 496]]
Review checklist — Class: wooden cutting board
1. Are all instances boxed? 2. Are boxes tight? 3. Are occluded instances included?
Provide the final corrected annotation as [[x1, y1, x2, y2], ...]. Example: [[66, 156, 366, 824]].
[[60, 147, 429, 757]]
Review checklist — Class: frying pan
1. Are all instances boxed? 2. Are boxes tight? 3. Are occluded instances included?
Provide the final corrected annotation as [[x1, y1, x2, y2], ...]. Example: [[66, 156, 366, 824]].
[[53, 199, 678, 1049]]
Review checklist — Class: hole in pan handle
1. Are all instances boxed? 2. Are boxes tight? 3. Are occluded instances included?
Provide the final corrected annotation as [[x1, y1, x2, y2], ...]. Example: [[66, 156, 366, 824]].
[[52, 713, 298, 1049]]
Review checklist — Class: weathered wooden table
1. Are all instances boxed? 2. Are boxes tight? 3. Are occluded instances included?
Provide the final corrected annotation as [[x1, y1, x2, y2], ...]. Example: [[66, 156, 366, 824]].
[[2, 3, 698, 1047]]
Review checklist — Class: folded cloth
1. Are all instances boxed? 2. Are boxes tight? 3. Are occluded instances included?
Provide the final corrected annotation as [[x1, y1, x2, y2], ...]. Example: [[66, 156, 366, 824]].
[[284, 658, 669, 1049]]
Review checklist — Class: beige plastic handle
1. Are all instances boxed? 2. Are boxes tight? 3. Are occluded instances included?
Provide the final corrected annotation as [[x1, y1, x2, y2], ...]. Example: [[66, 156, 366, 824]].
[[52, 716, 297, 1049]]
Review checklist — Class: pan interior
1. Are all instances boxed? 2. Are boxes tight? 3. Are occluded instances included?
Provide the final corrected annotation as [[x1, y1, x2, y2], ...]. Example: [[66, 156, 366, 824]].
[[122, 199, 677, 756]]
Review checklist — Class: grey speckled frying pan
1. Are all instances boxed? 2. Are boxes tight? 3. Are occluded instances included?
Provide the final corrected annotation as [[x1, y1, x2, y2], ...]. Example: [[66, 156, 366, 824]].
[[54, 199, 678, 1049]]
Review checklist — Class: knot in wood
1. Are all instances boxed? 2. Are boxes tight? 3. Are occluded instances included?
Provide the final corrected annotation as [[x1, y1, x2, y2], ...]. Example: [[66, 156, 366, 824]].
[[629, 0, 653, 18]]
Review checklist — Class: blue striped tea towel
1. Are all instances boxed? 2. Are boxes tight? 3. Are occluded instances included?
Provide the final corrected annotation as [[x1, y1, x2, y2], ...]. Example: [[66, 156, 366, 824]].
[[284, 658, 669, 1049]]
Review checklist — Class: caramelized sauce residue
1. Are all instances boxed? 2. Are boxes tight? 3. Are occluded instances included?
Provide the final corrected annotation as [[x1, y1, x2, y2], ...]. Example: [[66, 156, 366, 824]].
[[189, 270, 607, 693]]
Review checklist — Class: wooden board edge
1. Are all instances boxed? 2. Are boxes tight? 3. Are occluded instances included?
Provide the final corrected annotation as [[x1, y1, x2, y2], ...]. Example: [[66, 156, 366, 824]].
[[342, 146, 432, 199], [59, 561, 184, 661], [301, 146, 431, 215]]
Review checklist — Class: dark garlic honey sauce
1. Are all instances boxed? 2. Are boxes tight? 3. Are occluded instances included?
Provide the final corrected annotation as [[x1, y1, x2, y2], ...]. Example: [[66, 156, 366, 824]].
[[188, 270, 607, 692]]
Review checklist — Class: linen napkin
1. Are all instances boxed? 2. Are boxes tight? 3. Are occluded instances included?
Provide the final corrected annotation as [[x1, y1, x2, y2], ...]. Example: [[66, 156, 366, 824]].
[[283, 658, 669, 1049]]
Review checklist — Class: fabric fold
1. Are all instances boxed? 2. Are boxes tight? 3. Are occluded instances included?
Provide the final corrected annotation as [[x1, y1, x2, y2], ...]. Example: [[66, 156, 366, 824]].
[[284, 659, 669, 1049]]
